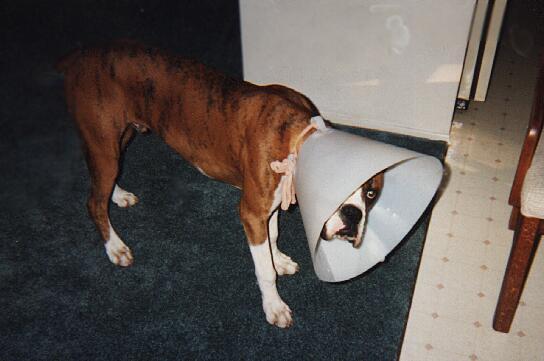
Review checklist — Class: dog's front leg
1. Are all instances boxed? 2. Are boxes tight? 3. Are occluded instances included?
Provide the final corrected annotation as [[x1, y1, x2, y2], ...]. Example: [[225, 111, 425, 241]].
[[240, 201, 293, 328], [269, 209, 299, 275]]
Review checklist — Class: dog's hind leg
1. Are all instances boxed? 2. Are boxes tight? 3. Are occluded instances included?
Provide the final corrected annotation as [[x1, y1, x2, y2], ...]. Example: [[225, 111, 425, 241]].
[[81, 122, 133, 267]]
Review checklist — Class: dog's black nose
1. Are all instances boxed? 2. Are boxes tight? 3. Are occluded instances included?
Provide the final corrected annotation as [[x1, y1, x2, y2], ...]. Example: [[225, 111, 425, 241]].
[[340, 205, 362, 225]]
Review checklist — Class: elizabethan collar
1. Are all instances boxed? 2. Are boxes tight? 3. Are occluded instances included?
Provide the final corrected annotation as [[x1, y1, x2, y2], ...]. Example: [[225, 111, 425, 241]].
[[296, 116, 443, 282]]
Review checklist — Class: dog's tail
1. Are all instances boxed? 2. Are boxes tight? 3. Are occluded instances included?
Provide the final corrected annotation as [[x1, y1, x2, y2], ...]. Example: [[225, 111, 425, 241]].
[[55, 49, 82, 74]]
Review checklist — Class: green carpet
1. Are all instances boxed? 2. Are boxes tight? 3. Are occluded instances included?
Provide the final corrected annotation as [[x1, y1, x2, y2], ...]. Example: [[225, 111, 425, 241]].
[[0, 1, 446, 360]]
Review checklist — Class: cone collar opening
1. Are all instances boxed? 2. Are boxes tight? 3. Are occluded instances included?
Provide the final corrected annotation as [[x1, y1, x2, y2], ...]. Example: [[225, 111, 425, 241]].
[[295, 125, 443, 282]]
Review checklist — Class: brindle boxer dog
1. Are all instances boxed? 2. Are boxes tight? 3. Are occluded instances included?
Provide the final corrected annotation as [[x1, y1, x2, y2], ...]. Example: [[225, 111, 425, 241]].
[[57, 42, 382, 328]]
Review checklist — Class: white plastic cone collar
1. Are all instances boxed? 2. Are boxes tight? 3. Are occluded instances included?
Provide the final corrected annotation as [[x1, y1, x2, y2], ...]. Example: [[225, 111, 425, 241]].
[[295, 117, 443, 282]]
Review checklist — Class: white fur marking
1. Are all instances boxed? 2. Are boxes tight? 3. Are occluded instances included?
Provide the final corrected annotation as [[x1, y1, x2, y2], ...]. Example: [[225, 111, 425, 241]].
[[105, 222, 133, 267], [196, 166, 213, 179], [271, 176, 285, 211], [323, 187, 367, 246], [111, 184, 138, 208], [249, 242, 293, 328]]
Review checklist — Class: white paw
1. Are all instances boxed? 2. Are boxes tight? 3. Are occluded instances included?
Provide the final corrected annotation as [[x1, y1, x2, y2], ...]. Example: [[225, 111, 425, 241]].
[[112, 185, 139, 208], [105, 236, 133, 267], [273, 251, 299, 276], [263, 298, 293, 328]]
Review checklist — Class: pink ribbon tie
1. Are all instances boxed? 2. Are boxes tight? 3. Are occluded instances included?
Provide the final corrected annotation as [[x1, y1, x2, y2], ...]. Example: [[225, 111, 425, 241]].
[[270, 121, 319, 210], [270, 154, 297, 210]]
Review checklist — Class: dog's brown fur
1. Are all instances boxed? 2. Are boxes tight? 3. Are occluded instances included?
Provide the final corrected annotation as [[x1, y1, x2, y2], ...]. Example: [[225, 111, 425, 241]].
[[57, 42, 318, 254]]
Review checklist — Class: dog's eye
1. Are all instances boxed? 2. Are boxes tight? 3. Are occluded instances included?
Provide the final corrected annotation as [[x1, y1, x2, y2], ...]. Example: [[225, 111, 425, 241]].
[[366, 190, 376, 199]]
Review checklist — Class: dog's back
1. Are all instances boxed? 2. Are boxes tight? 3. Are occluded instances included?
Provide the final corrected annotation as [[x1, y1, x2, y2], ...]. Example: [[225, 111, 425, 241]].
[[56, 42, 238, 132], [58, 42, 317, 181], [58, 43, 251, 180]]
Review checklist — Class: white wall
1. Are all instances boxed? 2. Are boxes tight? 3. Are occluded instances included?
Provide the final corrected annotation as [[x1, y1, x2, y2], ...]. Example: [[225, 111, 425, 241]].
[[240, 0, 476, 141]]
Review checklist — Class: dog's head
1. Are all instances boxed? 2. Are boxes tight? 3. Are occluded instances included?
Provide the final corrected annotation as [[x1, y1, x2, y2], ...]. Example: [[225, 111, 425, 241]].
[[320, 172, 384, 248]]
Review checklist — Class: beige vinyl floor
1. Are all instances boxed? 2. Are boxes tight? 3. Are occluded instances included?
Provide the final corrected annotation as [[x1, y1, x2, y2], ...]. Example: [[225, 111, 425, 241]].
[[399, 19, 544, 361]]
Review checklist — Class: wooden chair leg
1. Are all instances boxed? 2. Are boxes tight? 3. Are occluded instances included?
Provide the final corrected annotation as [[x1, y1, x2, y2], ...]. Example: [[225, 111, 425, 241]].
[[493, 216, 541, 333], [508, 206, 520, 230]]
